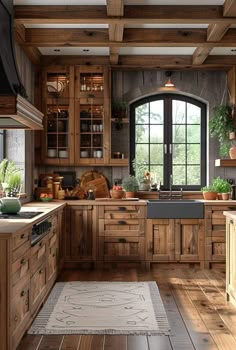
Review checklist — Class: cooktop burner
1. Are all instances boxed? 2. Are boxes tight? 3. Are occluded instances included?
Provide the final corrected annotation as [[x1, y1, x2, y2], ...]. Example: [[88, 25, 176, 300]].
[[0, 211, 43, 219]]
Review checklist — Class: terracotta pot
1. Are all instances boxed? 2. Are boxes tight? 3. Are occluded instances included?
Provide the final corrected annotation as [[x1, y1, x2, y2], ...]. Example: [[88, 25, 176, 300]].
[[125, 191, 135, 198], [202, 191, 218, 200], [229, 145, 236, 159], [222, 192, 230, 200]]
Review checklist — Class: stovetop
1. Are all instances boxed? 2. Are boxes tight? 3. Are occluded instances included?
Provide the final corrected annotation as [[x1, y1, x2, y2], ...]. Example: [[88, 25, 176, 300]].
[[0, 211, 43, 219]]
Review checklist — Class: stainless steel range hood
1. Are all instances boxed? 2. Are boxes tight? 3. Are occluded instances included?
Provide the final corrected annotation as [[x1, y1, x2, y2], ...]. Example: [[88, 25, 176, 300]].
[[0, 0, 43, 130]]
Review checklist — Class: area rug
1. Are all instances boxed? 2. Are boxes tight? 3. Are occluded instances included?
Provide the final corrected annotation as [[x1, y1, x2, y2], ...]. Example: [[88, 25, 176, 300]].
[[28, 281, 170, 335]]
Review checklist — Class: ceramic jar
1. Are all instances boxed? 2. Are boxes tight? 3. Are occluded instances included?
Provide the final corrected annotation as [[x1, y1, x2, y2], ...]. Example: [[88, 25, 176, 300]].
[[0, 197, 21, 214]]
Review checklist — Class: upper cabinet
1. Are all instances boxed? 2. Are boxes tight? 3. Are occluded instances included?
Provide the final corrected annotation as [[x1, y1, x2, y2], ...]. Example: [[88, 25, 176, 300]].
[[39, 65, 128, 166]]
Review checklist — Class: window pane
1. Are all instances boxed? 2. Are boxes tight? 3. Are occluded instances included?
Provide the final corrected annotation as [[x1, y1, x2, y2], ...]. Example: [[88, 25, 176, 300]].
[[150, 144, 163, 164], [136, 144, 149, 161], [150, 100, 163, 123], [173, 144, 186, 164], [187, 125, 200, 143], [173, 125, 186, 143], [172, 100, 186, 124], [135, 103, 149, 124], [187, 103, 200, 124], [173, 165, 186, 185], [150, 125, 163, 143], [136, 125, 149, 143], [187, 144, 200, 164], [187, 166, 201, 185], [150, 165, 163, 185]]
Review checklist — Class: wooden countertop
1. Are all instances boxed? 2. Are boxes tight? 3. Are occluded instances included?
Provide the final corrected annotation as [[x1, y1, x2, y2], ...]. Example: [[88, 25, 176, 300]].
[[0, 201, 65, 236]]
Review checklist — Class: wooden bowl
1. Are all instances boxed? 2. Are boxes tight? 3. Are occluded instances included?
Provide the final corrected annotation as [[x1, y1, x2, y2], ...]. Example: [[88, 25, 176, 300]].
[[110, 189, 125, 199]]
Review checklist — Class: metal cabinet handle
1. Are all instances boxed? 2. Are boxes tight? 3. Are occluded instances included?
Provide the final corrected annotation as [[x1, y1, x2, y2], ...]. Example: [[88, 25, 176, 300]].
[[21, 290, 25, 297], [118, 206, 126, 211], [118, 238, 126, 243], [20, 233, 25, 239], [228, 207, 236, 210], [118, 220, 126, 225], [230, 220, 234, 224], [39, 242, 42, 247]]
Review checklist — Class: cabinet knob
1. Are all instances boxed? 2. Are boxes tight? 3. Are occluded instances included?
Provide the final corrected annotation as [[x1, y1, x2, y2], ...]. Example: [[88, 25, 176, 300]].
[[39, 269, 42, 274], [20, 290, 25, 297], [39, 242, 43, 247], [230, 220, 234, 224], [118, 220, 126, 225], [118, 206, 126, 211], [20, 233, 25, 239]]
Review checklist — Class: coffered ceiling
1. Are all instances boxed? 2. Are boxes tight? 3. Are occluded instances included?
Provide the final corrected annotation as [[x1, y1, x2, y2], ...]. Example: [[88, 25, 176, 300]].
[[13, 0, 236, 69]]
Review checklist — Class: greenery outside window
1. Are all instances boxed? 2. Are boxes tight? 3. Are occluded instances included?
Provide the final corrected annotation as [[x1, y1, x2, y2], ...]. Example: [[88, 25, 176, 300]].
[[130, 94, 206, 190]]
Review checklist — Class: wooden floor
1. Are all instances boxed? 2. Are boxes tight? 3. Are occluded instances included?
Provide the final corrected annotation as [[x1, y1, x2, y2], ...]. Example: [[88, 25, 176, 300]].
[[18, 264, 236, 350]]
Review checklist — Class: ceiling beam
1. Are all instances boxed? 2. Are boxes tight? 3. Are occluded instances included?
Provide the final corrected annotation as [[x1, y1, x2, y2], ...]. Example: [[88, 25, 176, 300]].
[[40, 54, 236, 69], [110, 47, 120, 64], [107, 0, 124, 17], [192, 47, 213, 65], [14, 5, 235, 25], [224, 0, 236, 16], [207, 23, 231, 41], [17, 28, 236, 47], [14, 24, 41, 65]]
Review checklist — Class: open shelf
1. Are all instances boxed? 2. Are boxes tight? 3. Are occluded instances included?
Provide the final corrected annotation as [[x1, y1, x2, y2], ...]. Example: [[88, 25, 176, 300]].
[[215, 159, 236, 167]]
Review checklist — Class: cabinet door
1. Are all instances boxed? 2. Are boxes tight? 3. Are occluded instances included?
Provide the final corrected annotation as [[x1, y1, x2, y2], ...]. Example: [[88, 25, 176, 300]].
[[175, 219, 204, 262], [30, 262, 47, 314], [47, 244, 57, 284], [65, 206, 96, 262], [226, 218, 236, 302], [41, 66, 75, 165], [146, 219, 175, 262]]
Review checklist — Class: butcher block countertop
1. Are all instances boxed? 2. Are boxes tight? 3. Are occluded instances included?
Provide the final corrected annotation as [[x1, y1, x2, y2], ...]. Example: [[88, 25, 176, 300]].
[[0, 201, 66, 236]]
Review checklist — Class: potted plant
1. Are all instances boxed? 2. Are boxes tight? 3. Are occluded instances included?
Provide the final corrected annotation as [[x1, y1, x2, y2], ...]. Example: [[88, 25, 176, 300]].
[[0, 159, 22, 197], [212, 176, 232, 200], [209, 104, 235, 157], [132, 159, 152, 191], [201, 185, 218, 200], [122, 175, 139, 198]]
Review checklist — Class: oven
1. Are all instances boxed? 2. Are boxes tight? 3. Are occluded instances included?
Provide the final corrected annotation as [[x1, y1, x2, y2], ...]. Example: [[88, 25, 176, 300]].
[[31, 216, 52, 246]]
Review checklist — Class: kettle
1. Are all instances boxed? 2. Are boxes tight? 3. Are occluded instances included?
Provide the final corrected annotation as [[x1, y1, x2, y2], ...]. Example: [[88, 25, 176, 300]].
[[0, 197, 21, 214]]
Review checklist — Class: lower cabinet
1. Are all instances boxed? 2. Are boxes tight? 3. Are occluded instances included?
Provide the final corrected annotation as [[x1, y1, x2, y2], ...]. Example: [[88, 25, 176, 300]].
[[146, 218, 204, 269], [30, 261, 47, 314], [226, 217, 236, 305], [64, 205, 96, 267]]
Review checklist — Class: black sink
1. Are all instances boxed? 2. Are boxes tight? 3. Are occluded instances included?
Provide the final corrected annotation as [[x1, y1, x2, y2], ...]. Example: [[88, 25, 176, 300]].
[[147, 199, 204, 219]]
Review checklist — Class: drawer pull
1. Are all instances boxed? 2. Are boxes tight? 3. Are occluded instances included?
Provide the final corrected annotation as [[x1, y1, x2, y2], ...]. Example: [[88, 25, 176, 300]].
[[119, 238, 126, 243], [228, 207, 236, 210], [230, 220, 234, 224], [118, 220, 126, 225], [20, 290, 25, 297], [39, 269, 42, 274], [20, 258, 26, 265], [20, 233, 25, 239], [118, 206, 126, 211], [39, 242, 42, 247]]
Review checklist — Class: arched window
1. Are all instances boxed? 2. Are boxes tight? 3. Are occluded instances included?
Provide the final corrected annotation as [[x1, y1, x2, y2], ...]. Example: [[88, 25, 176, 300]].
[[130, 94, 207, 190]]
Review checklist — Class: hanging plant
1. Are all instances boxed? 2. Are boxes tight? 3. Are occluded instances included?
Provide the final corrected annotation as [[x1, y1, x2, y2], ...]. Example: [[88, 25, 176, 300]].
[[209, 104, 235, 157]]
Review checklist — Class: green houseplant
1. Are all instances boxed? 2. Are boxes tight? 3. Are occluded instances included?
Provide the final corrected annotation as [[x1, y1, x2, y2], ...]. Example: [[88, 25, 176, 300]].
[[209, 105, 235, 157], [200, 185, 218, 200], [212, 176, 232, 200], [122, 175, 139, 198]]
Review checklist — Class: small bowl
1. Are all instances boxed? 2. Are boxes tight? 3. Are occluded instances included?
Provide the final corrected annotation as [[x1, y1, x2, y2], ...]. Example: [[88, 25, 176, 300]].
[[40, 197, 53, 202], [110, 189, 125, 199]]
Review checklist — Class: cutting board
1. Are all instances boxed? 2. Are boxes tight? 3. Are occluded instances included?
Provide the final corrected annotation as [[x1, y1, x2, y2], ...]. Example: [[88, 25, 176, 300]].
[[80, 171, 110, 198]]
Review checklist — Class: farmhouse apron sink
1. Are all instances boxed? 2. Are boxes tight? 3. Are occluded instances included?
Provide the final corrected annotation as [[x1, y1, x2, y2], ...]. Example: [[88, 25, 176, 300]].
[[146, 199, 204, 219]]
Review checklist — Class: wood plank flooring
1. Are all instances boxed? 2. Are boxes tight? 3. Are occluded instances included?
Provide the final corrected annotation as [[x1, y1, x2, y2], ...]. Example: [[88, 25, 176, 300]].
[[18, 264, 236, 350]]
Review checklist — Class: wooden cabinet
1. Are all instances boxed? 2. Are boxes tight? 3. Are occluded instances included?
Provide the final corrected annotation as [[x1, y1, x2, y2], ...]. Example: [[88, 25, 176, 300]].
[[146, 218, 204, 269], [226, 216, 236, 305], [204, 205, 236, 268], [0, 208, 63, 350], [64, 205, 97, 267], [40, 66, 75, 165], [98, 204, 146, 267]]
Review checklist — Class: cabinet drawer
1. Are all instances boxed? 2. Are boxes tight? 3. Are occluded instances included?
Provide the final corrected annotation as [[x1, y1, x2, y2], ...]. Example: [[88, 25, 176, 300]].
[[12, 250, 30, 286], [48, 214, 58, 239], [98, 205, 145, 219], [30, 236, 48, 275], [30, 261, 47, 313], [12, 229, 31, 262], [48, 230, 57, 248], [99, 218, 145, 237], [100, 236, 145, 261]]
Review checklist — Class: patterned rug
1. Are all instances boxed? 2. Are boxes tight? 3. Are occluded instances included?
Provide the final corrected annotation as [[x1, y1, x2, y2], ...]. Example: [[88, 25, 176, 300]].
[[28, 281, 170, 335]]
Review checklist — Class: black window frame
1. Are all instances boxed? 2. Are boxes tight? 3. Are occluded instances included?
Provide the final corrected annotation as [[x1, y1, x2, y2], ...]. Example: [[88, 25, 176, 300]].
[[0, 129, 5, 161], [130, 93, 207, 191]]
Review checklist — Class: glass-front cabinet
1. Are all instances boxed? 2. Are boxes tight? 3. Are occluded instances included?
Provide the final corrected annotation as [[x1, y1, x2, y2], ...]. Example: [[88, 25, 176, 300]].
[[42, 66, 75, 165]]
